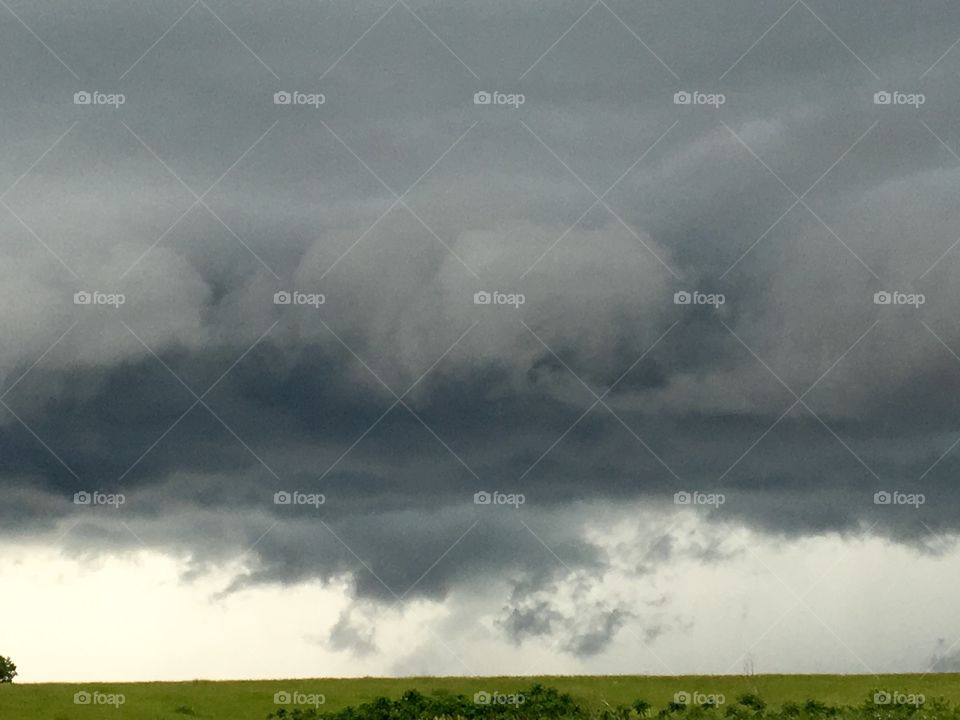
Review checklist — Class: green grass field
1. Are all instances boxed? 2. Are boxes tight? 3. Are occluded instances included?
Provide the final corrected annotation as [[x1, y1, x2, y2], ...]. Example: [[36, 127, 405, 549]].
[[1, 675, 959, 720]]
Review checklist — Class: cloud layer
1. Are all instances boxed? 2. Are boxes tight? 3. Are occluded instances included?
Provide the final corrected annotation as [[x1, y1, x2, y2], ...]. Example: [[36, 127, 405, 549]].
[[3, 0, 960, 671]]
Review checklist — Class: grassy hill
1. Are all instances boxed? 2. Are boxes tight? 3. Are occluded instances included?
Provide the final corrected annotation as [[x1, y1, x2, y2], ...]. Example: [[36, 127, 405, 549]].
[[1, 675, 958, 720]]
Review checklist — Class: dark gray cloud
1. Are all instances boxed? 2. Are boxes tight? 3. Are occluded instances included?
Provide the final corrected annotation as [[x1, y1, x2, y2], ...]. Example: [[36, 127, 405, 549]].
[[498, 580, 644, 659], [498, 601, 563, 644], [562, 607, 633, 658], [326, 609, 377, 658], [2, 0, 960, 661]]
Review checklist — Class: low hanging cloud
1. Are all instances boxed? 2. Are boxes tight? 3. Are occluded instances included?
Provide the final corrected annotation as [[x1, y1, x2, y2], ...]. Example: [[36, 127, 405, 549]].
[[2, 0, 960, 668]]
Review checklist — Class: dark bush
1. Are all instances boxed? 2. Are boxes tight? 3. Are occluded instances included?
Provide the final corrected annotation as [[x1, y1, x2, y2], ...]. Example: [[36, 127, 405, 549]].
[[0, 656, 16, 684], [268, 684, 582, 720], [267, 688, 960, 720], [736, 695, 766, 713]]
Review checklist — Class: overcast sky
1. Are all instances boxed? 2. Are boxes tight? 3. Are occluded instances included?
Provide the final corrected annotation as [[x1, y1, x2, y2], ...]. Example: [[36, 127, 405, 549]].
[[3, 0, 960, 683]]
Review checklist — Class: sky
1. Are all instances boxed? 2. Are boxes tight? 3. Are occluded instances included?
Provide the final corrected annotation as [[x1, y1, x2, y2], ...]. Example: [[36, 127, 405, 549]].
[[2, 0, 960, 683]]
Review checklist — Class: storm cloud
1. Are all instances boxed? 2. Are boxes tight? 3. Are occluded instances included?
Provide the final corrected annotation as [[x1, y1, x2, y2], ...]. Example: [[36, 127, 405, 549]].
[[2, 0, 960, 672]]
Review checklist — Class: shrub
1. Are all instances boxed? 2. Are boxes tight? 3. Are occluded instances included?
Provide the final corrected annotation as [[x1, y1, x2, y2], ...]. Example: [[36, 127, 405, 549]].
[[599, 703, 633, 720], [0, 656, 17, 684], [267, 688, 960, 720], [736, 695, 766, 713], [268, 684, 582, 720]]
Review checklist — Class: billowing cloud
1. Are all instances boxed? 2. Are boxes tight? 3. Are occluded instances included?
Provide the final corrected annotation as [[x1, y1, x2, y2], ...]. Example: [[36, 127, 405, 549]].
[[2, 0, 960, 674]]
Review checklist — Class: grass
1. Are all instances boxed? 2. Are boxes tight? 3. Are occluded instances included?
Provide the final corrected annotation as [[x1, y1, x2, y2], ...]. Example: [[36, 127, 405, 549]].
[[1, 675, 959, 720]]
